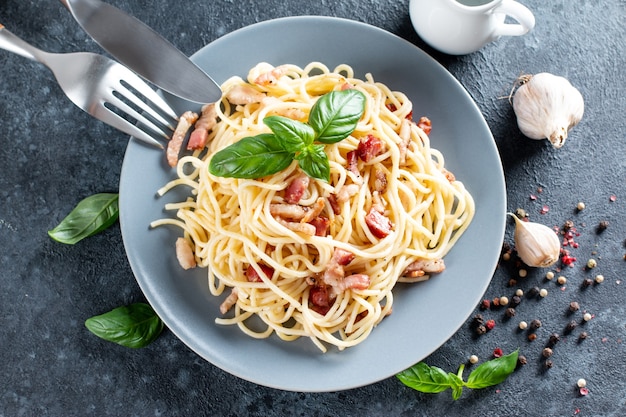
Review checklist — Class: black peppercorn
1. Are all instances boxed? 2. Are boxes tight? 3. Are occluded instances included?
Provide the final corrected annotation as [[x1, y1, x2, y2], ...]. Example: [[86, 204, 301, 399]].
[[542, 347, 553, 358], [528, 287, 540, 297], [582, 279, 594, 288], [569, 301, 580, 312], [530, 319, 542, 330], [566, 320, 578, 333], [517, 355, 527, 366], [510, 295, 521, 307], [472, 314, 484, 327], [505, 307, 516, 318], [597, 220, 609, 233], [544, 360, 553, 369], [475, 325, 487, 335], [548, 333, 561, 347], [578, 331, 588, 341]]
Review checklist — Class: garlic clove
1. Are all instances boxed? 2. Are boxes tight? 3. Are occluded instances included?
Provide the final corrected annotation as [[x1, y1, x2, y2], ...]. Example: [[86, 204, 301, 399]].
[[509, 213, 560, 267], [512, 72, 584, 148]]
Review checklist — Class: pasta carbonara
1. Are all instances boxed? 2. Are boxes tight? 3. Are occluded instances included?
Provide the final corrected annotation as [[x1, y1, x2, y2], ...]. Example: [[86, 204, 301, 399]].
[[151, 62, 475, 352]]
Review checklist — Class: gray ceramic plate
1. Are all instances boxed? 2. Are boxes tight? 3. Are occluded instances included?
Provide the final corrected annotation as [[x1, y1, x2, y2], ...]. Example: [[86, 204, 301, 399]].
[[119, 16, 506, 392]]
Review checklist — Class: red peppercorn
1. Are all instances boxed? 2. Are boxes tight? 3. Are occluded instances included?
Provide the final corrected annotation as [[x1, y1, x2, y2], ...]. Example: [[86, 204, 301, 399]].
[[485, 319, 496, 330], [480, 299, 491, 310], [493, 347, 503, 358]]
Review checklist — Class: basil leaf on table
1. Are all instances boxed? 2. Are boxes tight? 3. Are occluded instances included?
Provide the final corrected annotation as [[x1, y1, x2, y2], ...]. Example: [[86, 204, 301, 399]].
[[85, 303, 164, 348], [395, 362, 452, 394], [48, 193, 119, 244], [309, 89, 366, 144], [466, 350, 519, 389], [397, 350, 519, 400], [209, 133, 295, 179]]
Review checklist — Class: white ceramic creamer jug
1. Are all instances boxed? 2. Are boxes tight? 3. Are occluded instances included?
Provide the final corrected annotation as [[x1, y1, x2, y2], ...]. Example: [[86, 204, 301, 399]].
[[409, 0, 535, 55]]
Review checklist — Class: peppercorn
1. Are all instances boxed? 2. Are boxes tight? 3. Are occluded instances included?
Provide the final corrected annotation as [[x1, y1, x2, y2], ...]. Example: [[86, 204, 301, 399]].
[[530, 319, 542, 330], [499, 296, 509, 306], [505, 307, 516, 318], [597, 220, 609, 233], [492, 297, 501, 307], [566, 320, 578, 333], [493, 347, 503, 358], [528, 333, 537, 341], [583, 312, 592, 322], [480, 299, 491, 310], [517, 355, 527, 366], [577, 202, 585, 211], [544, 360, 553, 369], [519, 321, 528, 330], [475, 325, 487, 335], [563, 220, 574, 231], [469, 354, 479, 364], [519, 269, 528, 278], [528, 287, 540, 297], [578, 331, 588, 341], [515, 288, 524, 297], [515, 208, 527, 219], [510, 295, 521, 307], [539, 288, 548, 298], [557, 276, 567, 285], [569, 301, 580, 312], [542, 347, 553, 358], [548, 333, 561, 347], [485, 319, 496, 330], [595, 274, 605, 284], [587, 259, 597, 269], [582, 278, 594, 288], [577, 378, 587, 388], [508, 278, 517, 287], [471, 314, 484, 327], [545, 271, 555, 281]]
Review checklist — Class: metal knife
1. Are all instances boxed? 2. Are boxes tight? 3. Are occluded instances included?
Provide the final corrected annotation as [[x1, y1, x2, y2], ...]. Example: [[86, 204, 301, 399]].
[[59, 0, 222, 104]]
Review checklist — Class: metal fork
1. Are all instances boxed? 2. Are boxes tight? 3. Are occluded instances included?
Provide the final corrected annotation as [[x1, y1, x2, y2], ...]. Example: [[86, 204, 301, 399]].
[[0, 23, 178, 149]]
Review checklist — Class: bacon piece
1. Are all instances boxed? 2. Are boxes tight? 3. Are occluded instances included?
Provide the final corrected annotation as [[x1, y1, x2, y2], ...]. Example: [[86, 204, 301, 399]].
[[321, 248, 355, 288], [340, 82, 353, 90], [276, 217, 316, 236], [308, 283, 332, 315], [219, 288, 239, 314], [373, 164, 388, 193], [225, 84, 265, 105], [356, 134, 384, 163], [337, 274, 370, 292], [365, 207, 393, 239], [309, 216, 330, 236], [328, 184, 360, 215], [254, 65, 289, 86], [246, 263, 275, 282], [175, 237, 196, 270], [270, 203, 307, 220], [417, 116, 432, 135], [346, 150, 362, 181], [301, 198, 325, 224], [402, 258, 446, 278], [261, 97, 306, 120], [167, 111, 198, 167], [284, 174, 310, 204], [187, 103, 217, 150]]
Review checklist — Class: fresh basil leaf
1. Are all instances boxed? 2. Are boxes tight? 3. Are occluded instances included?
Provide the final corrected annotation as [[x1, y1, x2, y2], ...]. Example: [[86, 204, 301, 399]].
[[296, 144, 330, 182], [264, 115, 315, 151], [448, 372, 465, 400], [466, 350, 519, 389], [309, 89, 366, 144], [396, 362, 452, 394], [209, 134, 295, 179], [85, 303, 164, 348], [48, 193, 119, 244]]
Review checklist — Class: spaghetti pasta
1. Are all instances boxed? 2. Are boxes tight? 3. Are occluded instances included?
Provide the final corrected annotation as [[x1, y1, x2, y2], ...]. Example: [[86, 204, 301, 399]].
[[151, 62, 475, 352]]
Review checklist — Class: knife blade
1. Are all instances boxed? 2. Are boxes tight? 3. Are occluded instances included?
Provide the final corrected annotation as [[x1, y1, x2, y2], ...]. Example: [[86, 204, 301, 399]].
[[60, 0, 222, 104]]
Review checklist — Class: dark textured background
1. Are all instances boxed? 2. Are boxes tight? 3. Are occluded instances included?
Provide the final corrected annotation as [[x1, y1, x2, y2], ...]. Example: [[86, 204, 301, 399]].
[[1, 0, 625, 415]]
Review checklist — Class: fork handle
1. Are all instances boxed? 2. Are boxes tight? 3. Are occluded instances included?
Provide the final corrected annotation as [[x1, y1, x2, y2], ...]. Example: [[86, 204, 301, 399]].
[[0, 23, 46, 63]]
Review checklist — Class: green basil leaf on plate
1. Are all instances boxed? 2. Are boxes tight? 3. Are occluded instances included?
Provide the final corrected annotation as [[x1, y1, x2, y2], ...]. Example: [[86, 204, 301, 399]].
[[85, 303, 164, 348], [48, 193, 119, 244], [208, 133, 295, 179], [264, 115, 315, 151], [309, 89, 366, 144], [296, 144, 330, 182]]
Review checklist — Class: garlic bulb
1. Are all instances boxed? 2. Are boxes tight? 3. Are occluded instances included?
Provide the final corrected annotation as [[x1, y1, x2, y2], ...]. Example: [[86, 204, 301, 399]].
[[512, 72, 584, 148], [509, 213, 560, 267]]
